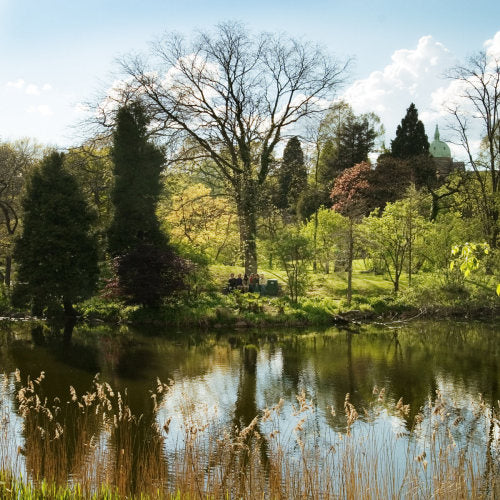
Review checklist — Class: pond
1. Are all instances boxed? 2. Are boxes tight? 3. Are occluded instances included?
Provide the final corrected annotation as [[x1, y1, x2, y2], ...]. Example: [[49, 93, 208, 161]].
[[0, 319, 499, 497]]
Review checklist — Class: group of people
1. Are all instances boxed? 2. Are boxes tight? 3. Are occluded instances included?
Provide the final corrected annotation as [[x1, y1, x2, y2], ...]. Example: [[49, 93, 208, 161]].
[[227, 272, 266, 293]]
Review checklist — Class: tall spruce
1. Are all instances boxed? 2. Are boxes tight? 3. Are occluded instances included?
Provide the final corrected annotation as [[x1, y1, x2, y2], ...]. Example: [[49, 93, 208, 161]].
[[276, 136, 307, 213], [391, 103, 429, 159], [13, 152, 98, 316], [107, 102, 166, 256]]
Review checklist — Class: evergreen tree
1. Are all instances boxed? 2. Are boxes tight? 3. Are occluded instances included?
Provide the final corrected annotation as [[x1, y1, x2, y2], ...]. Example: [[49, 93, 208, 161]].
[[335, 115, 378, 172], [391, 103, 430, 159], [317, 138, 337, 187], [276, 136, 307, 213], [13, 152, 98, 315], [318, 115, 378, 186], [107, 102, 188, 306], [107, 102, 166, 256]]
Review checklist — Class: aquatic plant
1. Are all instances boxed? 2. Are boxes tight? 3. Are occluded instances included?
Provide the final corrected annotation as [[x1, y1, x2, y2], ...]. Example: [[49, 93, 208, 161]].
[[0, 371, 498, 499]]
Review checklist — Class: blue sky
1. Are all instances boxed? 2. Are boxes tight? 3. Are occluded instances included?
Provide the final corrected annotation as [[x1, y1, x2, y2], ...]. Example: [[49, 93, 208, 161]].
[[1, 0, 500, 153]]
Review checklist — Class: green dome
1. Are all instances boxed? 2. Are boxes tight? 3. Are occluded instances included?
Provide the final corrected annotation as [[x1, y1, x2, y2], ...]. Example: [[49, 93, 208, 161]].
[[429, 125, 451, 158]]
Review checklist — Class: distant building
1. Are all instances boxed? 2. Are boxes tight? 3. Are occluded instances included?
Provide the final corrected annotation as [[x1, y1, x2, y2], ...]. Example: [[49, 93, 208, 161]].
[[429, 125, 464, 177]]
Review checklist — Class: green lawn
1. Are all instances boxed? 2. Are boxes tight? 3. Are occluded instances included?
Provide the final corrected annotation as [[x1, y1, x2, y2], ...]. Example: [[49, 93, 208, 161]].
[[210, 260, 402, 301]]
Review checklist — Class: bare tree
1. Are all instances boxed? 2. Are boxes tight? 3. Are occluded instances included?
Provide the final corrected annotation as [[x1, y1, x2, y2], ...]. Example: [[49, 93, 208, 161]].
[[104, 22, 348, 273], [447, 51, 500, 247]]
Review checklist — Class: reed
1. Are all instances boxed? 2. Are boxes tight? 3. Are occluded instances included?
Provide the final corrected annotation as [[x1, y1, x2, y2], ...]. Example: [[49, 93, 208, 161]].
[[0, 371, 498, 499]]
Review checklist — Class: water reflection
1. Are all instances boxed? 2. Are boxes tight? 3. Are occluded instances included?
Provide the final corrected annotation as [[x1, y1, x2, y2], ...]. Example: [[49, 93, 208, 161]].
[[0, 319, 499, 491]]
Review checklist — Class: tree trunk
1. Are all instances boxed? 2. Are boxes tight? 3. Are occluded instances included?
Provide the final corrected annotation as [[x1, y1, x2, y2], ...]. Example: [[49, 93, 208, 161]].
[[63, 317, 76, 343], [393, 275, 400, 293], [408, 238, 412, 287], [430, 192, 439, 221], [347, 219, 354, 306], [236, 179, 258, 275], [490, 208, 499, 249], [313, 208, 318, 271], [63, 298, 77, 317], [4, 255, 11, 287], [241, 211, 257, 275]]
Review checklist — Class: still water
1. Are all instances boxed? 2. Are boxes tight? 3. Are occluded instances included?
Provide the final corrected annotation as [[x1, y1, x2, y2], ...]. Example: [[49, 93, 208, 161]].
[[0, 319, 499, 493]]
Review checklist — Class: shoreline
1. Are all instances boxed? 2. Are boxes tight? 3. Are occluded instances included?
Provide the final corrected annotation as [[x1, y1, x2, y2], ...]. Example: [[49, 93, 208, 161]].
[[2, 301, 498, 330]]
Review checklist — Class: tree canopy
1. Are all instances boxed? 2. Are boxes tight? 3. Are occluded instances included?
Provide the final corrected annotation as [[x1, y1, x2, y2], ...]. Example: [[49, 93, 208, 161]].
[[107, 22, 348, 274], [318, 110, 380, 186], [13, 152, 98, 315]]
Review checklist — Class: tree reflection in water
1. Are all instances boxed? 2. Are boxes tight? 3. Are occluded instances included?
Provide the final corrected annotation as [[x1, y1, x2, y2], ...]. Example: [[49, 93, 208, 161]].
[[0, 319, 498, 495]]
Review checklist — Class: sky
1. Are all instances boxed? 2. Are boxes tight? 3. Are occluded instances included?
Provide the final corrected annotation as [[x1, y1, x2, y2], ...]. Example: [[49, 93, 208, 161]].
[[1, 0, 500, 158]]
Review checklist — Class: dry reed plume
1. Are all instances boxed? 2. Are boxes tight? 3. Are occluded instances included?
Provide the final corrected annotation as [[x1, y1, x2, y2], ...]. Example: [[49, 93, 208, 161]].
[[0, 370, 498, 499]]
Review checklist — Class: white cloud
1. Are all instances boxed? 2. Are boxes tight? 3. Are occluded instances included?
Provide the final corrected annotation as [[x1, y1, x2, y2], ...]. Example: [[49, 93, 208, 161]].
[[6, 78, 25, 89], [342, 35, 456, 146], [27, 104, 53, 116], [4, 79, 52, 95], [341, 32, 500, 160], [485, 31, 500, 58], [25, 84, 40, 95], [422, 30, 500, 158]]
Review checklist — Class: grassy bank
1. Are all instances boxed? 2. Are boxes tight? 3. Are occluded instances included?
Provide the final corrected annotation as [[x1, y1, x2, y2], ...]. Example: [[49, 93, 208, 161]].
[[75, 262, 499, 327], [0, 261, 497, 327]]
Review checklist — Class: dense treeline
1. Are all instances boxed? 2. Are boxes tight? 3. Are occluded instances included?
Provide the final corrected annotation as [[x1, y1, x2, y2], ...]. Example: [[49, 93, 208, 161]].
[[0, 23, 498, 319]]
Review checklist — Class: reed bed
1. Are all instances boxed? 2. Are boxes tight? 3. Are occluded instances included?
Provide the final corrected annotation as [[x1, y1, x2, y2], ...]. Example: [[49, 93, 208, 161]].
[[0, 370, 498, 499]]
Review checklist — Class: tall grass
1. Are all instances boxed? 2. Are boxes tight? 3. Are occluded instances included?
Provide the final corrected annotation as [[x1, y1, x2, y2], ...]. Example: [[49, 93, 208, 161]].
[[0, 371, 498, 499]]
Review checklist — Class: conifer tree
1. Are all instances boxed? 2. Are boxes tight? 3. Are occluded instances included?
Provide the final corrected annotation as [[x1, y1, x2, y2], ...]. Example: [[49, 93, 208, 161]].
[[317, 139, 337, 187], [107, 102, 166, 256], [318, 115, 378, 186], [391, 103, 429, 159], [276, 136, 307, 213], [13, 152, 98, 315]]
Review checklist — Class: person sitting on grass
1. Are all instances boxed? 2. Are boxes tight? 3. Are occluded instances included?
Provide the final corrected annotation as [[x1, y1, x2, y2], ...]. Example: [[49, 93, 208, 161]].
[[235, 273, 243, 290], [228, 273, 237, 291]]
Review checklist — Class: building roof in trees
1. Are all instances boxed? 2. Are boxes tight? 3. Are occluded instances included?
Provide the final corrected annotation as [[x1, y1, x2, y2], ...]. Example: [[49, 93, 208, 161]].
[[429, 125, 451, 158]]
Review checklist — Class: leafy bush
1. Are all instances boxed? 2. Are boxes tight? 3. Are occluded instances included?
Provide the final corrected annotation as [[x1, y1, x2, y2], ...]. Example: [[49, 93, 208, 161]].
[[368, 296, 395, 314], [339, 294, 371, 310], [106, 244, 192, 307], [78, 296, 137, 323]]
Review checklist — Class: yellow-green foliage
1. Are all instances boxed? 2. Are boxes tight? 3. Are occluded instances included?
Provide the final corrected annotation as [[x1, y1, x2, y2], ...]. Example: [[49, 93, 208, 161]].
[[451, 242, 500, 296], [159, 183, 240, 264]]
